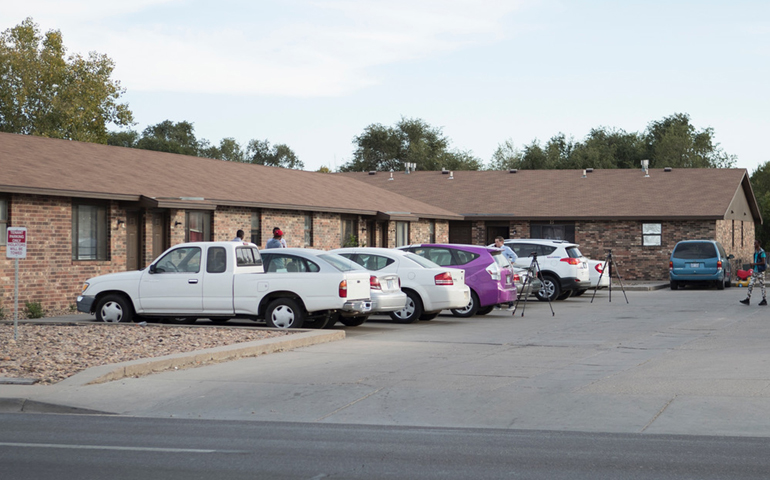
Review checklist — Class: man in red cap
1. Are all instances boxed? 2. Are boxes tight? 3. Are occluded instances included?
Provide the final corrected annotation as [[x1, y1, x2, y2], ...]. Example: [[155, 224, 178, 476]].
[[266, 227, 285, 249]]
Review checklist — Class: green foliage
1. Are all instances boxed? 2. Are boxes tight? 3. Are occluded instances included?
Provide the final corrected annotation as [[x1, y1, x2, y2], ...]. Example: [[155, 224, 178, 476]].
[[0, 17, 134, 143], [488, 114, 736, 171], [317, 165, 332, 173], [246, 139, 304, 169], [340, 117, 482, 172], [343, 234, 360, 247], [24, 301, 45, 319], [135, 120, 200, 156], [751, 162, 770, 247]]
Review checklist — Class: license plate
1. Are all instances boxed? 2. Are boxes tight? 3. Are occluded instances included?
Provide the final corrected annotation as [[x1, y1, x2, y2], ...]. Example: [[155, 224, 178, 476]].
[[688, 263, 701, 268], [387, 280, 393, 290]]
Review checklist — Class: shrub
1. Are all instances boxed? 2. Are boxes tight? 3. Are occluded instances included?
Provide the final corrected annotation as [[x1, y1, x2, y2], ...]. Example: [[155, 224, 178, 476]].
[[24, 301, 45, 319]]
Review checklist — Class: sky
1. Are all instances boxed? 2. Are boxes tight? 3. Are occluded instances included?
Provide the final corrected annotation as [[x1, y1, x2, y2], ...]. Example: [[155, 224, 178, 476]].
[[3, 0, 770, 173]]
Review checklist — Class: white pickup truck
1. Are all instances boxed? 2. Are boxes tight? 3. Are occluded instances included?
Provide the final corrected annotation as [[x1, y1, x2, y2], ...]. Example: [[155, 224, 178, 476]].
[[76, 241, 372, 328]]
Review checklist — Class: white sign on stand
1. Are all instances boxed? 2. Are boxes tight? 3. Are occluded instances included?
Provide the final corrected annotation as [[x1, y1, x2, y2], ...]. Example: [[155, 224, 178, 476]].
[[7, 227, 27, 258], [7, 227, 26, 340]]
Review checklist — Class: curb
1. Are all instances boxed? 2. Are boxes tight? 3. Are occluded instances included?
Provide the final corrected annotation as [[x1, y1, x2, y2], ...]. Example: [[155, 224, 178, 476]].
[[621, 283, 669, 291], [0, 328, 345, 414], [62, 328, 345, 387]]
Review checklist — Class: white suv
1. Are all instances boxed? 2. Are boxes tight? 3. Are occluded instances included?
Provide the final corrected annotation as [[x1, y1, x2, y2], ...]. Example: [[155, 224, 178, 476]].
[[502, 239, 591, 301]]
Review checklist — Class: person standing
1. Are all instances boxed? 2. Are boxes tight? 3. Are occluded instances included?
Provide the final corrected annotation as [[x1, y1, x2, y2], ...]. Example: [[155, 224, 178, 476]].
[[272, 227, 287, 248], [232, 229, 245, 242], [494, 236, 518, 311], [266, 228, 285, 249], [741, 240, 767, 305]]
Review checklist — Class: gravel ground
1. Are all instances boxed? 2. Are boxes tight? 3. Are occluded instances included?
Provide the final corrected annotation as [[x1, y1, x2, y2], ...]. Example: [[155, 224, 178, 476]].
[[0, 323, 292, 385]]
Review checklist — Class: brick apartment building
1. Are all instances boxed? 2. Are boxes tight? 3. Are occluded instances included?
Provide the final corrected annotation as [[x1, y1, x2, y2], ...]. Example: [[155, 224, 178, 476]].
[[0, 133, 458, 314], [344, 168, 762, 281]]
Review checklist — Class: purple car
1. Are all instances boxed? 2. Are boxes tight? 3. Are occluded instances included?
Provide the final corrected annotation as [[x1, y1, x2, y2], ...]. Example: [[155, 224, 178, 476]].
[[398, 244, 516, 317]]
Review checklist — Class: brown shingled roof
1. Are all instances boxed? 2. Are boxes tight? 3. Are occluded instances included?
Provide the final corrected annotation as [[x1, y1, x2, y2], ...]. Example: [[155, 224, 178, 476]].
[[341, 168, 761, 222], [0, 133, 460, 220]]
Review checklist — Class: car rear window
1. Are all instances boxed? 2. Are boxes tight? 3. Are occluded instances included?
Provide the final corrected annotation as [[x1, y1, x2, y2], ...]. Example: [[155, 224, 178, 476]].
[[454, 249, 480, 265], [673, 242, 717, 259], [565, 246, 583, 258], [508, 243, 557, 257], [490, 250, 511, 268], [318, 254, 367, 272], [403, 253, 440, 268], [236, 246, 262, 266]]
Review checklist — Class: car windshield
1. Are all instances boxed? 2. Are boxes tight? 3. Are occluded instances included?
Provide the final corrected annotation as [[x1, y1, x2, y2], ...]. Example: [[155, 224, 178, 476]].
[[318, 254, 368, 272], [403, 253, 440, 268], [673, 242, 717, 259]]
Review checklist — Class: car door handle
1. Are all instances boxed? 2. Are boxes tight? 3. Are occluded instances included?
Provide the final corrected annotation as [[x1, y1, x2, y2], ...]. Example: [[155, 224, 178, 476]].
[[188, 279, 198, 284]]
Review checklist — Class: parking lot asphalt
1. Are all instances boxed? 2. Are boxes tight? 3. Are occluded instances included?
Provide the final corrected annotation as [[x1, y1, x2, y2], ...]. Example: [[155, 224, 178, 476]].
[[3, 283, 770, 438]]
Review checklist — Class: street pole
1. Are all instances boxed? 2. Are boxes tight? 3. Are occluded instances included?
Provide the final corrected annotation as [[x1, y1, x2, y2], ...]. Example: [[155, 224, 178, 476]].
[[14, 257, 19, 340]]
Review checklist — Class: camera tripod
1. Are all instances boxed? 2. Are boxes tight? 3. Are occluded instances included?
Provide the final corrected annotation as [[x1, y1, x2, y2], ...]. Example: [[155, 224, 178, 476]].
[[590, 249, 629, 303], [511, 252, 555, 317]]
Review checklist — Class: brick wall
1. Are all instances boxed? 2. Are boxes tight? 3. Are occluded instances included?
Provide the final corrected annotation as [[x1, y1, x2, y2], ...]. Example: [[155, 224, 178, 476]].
[[213, 206, 251, 242], [0, 194, 126, 314]]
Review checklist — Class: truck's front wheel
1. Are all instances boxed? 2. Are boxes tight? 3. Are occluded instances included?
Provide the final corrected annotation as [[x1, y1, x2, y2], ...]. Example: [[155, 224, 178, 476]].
[[265, 298, 305, 329], [95, 294, 133, 323]]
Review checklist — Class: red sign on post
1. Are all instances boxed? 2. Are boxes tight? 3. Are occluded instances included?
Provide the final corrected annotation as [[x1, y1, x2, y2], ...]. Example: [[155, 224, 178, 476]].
[[7, 227, 27, 259]]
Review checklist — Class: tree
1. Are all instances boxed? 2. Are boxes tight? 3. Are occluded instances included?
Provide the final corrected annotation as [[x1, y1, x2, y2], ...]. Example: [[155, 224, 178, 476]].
[[246, 139, 304, 169], [135, 120, 200, 156], [340, 117, 482, 172], [487, 139, 523, 170], [569, 127, 645, 170], [200, 137, 246, 162], [0, 17, 133, 143], [644, 113, 736, 169], [751, 162, 770, 247]]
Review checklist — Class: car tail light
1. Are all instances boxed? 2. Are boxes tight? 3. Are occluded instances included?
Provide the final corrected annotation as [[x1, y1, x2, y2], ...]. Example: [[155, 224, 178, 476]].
[[560, 258, 580, 265], [435, 272, 454, 285], [595, 263, 603, 273], [339, 280, 347, 298], [370, 275, 382, 290], [717, 260, 722, 269], [669, 261, 673, 271], [513, 273, 521, 283]]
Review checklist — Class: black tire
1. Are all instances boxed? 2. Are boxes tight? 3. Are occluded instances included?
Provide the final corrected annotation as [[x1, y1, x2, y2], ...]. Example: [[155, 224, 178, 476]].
[[476, 305, 495, 315], [303, 314, 333, 329], [208, 318, 231, 325], [95, 294, 134, 323], [323, 313, 340, 329], [451, 291, 480, 318], [265, 298, 305, 329], [340, 315, 369, 327], [389, 290, 423, 324], [536, 274, 561, 302], [726, 277, 732, 288], [419, 312, 440, 320], [717, 277, 725, 290], [572, 289, 587, 297], [556, 290, 572, 301], [670, 280, 678, 290], [166, 317, 197, 325]]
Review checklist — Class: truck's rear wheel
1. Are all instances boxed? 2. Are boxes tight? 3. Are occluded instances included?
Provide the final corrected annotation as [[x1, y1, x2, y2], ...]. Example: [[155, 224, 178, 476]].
[[95, 294, 133, 323], [265, 298, 305, 329]]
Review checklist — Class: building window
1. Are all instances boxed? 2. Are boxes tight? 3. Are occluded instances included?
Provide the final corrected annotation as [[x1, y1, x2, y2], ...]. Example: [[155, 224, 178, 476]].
[[0, 198, 7, 246], [428, 220, 435, 243], [341, 216, 358, 247], [531, 222, 575, 243], [185, 211, 211, 242], [642, 223, 661, 246], [732, 219, 735, 248], [72, 202, 108, 260], [251, 210, 261, 245], [304, 213, 313, 246], [396, 221, 409, 247]]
